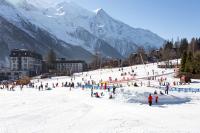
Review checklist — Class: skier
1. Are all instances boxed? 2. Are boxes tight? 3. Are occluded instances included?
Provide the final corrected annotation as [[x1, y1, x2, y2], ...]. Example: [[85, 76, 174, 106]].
[[95, 92, 100, 98], [52, 83, 55, 88], [104, 82, 107, 90], [134, 82, 138, 87], [109, 92, 113, 99], [160, 91, 164, 95], [165, 83, 169, 95], [148, 94, 153, 106], [173, 81, 176, 86], [10, 85, 15, 91], [69, 83, 72, 91], [65, 82, 67, 87], [100, 83, 103, 89], [56, 83, 58, 87], [20, 85, 23, 91], [45, 83, 48, 90], [91, 87, 93, 97], [108, 87, 110, 92], [40, 84, 43, 91], [113, 85, 116, 94], [155, 95, 159, 104], [71, 82, 74, 88], [82, 84, 85, 90]]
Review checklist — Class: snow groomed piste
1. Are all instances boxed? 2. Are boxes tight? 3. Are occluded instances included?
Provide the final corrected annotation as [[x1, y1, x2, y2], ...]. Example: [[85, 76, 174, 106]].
[[0, 60, 200, 133]]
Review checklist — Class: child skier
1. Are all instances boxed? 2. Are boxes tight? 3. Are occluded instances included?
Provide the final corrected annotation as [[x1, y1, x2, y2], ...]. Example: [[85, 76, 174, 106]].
[[148, 94, 153, 106], [155, 95, 159, 104]]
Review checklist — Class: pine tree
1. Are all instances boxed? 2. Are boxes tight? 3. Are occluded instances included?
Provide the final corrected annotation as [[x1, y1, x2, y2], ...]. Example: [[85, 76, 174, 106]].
[[161, 41, 176, 61], [179, 38, 189, 56], [181, 51, 187, 72], [185, 51, 193, 73], [164, 41, 173, 50], [193, 52, 200, 74], [197, 38, 200, 51]]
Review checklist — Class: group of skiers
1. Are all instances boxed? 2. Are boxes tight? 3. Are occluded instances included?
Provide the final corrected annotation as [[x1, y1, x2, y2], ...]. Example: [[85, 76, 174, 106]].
[[0, 82, 17, 91], [90, 85, 117, 99], [35, 81, 75, 91], [148, 93, 159, 106]]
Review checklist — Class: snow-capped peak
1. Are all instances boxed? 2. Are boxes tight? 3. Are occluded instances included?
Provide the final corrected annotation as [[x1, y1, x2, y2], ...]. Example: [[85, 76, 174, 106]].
[[94, 8, 109, 17], [94, 8, 104, 14]]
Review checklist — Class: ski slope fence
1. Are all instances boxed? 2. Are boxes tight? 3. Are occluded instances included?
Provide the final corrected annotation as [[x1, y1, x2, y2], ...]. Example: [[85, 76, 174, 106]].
[[159, 86, 200, 93]]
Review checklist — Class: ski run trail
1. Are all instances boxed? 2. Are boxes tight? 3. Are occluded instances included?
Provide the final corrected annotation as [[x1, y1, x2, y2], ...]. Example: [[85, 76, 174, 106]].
[[0, 60, 200, 133]]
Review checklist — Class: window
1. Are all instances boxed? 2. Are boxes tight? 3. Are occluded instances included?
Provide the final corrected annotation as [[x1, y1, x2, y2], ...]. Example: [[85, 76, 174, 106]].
[[24, 57, 27, 62]]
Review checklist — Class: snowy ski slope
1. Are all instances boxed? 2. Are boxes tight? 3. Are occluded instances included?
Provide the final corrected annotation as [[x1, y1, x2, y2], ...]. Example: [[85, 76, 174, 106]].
[[0, 61, 200, 133]]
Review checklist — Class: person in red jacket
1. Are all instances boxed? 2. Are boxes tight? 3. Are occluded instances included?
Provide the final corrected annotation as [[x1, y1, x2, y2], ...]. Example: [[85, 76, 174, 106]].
[[148, 94, 153, 106], [155, 95, 159, 104]]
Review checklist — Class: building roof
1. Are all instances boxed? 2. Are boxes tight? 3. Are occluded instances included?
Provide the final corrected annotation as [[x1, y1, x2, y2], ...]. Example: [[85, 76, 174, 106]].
[[10, 49, 42, 60]]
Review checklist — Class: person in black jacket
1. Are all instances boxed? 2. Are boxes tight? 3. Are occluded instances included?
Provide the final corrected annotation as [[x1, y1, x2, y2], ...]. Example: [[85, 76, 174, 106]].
[[113, 85, 116, 94], [91, 87, 93, 97]]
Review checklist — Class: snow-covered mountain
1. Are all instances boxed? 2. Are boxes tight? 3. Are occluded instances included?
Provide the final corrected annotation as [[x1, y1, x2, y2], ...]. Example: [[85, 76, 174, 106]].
[[0, 0, 95, 66], [0, 0, 165, 66]]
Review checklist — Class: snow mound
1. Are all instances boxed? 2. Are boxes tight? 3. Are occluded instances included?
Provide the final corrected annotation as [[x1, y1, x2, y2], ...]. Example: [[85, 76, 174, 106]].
[[115, 88, 191, 105]]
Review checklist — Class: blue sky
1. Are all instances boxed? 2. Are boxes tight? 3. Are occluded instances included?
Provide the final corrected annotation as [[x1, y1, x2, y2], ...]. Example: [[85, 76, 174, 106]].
[[70, 0, 200, 40]]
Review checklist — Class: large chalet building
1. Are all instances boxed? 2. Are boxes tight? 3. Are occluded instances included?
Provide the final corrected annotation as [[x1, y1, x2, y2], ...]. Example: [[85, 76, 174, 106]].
[[10, 49, 42, 78], [54, 58, 87, 75]]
